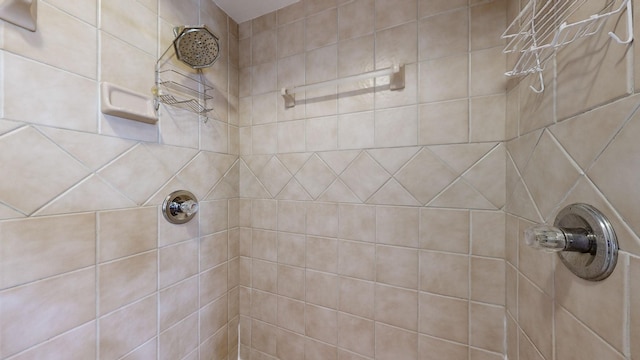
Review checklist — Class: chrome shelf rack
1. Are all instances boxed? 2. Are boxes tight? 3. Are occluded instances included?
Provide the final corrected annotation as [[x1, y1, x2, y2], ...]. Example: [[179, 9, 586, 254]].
[[153, 69, 213, 117]]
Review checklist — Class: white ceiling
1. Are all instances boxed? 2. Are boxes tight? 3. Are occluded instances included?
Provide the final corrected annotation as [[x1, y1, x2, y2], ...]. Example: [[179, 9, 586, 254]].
[[212, 0, 300, 23]]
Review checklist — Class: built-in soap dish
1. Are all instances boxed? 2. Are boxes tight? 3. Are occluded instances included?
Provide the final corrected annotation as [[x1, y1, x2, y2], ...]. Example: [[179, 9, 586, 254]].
[[0, 0, 37, 32], [101, 82, 158, 124]]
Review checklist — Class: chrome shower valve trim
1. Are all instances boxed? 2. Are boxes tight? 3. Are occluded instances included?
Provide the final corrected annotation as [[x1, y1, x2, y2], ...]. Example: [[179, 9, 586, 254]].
[[524, 203, 618, 281], [162, 190, 199, 224]]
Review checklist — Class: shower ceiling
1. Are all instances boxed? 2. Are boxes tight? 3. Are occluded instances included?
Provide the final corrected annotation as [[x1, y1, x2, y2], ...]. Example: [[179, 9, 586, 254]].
[[212, 0, 300, 23]]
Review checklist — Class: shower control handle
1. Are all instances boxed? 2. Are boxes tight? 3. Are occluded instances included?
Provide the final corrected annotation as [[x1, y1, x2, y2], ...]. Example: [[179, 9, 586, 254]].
[[524, 225, 594, 253], [162, 190, 199, 224], [170, 199, 199, 217], [523, 203, 618, 281]]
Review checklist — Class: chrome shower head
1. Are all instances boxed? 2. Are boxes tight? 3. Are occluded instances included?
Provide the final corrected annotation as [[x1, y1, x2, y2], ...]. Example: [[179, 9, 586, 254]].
[[173, 25, 220, 69]]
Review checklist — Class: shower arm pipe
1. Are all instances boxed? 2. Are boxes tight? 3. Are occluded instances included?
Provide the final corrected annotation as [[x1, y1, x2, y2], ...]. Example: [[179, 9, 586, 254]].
[[281, 64, 405, 108]]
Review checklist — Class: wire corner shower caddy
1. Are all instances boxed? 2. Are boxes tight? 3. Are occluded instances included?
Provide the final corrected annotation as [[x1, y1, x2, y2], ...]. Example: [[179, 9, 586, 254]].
[[153, 25, 220, 121], [502, 0, 633, 93]]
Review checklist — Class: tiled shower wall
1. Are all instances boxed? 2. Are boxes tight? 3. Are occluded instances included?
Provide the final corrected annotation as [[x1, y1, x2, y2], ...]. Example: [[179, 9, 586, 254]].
[[0, 0, 240, 359], [237, 0, 509, 359], [3, 0, 639, 360], [504, 0, 640, 358]]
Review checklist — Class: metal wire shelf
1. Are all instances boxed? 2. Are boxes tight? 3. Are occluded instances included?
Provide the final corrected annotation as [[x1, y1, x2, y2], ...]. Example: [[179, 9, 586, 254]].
[[156, 94, 213, 114], [153, 69, 214, 118], [154, 25, 217, 121], [502, 0, 632, 93]]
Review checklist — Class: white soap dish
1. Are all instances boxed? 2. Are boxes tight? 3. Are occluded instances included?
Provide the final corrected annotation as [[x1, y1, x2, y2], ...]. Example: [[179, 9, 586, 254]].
[[0, 0, 37, 32], [101, 82, 158, 124]]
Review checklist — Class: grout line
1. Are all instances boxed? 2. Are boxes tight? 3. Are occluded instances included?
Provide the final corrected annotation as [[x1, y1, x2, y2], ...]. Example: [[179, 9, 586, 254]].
[[468, 209, 473, 360], [95, 211, 101, 360], [584, 96, 640, 174], [467, 1, 472, 149], [622, 253, 631, 358], [197, 192, 203, 358], [0, 51, 3, 120], [97, 0, 102, 136], [551, 227, 556, 360]]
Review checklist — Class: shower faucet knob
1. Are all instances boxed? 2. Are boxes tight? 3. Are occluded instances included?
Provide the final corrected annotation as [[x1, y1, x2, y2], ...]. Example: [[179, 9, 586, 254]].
[[178, 199, 198, 216], [523, 203, 618, 281], [162, 190, 199, 224], [525, 225, 594, 253]]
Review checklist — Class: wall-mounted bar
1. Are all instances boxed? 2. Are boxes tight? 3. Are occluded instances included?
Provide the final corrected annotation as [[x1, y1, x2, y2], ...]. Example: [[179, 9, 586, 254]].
[[281, 64, 405, 108]]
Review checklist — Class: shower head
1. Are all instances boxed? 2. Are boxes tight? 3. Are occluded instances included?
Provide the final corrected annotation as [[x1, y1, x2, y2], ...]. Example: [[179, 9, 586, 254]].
[[173, 25, 220, 69]]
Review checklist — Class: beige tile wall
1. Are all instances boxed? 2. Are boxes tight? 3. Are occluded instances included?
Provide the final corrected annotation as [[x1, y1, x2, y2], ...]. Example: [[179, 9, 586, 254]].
[[0, 0, 239, 359], [238, 0, 507, 359], [505, 0, 640, 358], [3, 0, 637, 359]]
